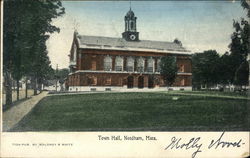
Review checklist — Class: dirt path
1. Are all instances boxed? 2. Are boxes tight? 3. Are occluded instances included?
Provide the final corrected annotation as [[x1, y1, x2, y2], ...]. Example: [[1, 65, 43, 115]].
[[2, 91, 48, 132]]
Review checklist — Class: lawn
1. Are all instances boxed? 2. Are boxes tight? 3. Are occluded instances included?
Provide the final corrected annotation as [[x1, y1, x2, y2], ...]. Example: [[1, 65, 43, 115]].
[[10, 92, 249, 131]]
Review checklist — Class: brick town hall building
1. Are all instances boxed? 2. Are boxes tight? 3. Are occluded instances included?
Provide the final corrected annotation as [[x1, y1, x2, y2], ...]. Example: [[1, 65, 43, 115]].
[[66, 9, 192, 91]]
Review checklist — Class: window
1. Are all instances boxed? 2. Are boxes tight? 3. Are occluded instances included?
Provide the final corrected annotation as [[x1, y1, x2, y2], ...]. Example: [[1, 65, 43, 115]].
[[115, 56, 123, 71], [104, 56, 112, 71], [91, 61, 96, 70], [137, 57, 145, 72], [105, 77, 111, 85], [179, 65, 185, 72], [181, 78, 185, 86], [147, 57, 154, 72], [87, 77, 92, 85], [126, 57, 134, 72], [92, 77, 97, 85], [156, 59, 161, 72], [87, 76, 97, 85], [130, 21, 134, 30]]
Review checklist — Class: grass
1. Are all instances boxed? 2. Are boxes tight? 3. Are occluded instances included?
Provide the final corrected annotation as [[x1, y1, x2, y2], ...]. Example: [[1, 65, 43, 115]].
[[10, 92, 249, 131]]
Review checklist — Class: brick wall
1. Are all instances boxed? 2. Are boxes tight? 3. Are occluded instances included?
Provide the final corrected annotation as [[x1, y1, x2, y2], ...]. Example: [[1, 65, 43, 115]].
[[67, 48, 192, 88], [68, 72, 192, 87], [79, 49, 192, 73]]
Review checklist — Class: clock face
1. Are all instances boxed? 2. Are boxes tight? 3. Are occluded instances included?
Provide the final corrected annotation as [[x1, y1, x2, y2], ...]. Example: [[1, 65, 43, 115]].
[[130, 34, 136, 40]]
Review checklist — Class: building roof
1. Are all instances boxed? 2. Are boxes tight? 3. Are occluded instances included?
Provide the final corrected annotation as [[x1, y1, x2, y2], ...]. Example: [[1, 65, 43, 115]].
[[76, 35, 191, 55]]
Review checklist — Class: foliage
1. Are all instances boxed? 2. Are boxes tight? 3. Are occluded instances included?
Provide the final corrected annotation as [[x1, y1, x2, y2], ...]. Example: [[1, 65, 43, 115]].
[[228, 16, 249, 86], [192, 50, 220, 89], [234, 60, 249, 86], [173, 38, 182, 46], [3, 0, 65, 100], [55, 68, 70, 84], [160, 56, 178, 86], [217, 52, 235, 85], [241, 0, 250, 18], [193, 0, 250, 89]]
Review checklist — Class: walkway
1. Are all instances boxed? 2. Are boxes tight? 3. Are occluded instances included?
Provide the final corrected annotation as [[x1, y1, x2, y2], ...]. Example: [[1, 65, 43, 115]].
[[2, 91, 48, 132], [2, 89, 34, 105], [162, 91, 250, 100]]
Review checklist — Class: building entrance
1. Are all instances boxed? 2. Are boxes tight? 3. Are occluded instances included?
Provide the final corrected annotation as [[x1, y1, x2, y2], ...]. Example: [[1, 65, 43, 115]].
[[148, 76, 154, 88], [127, 76, 134, 88], [138, 76, 144, 88]]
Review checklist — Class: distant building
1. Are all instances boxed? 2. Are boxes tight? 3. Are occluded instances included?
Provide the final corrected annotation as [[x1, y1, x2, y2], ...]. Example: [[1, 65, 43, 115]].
[[66, 8, 192, 91]]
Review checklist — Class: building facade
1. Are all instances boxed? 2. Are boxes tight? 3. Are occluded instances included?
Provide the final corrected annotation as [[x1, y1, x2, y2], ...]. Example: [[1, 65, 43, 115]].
[[66, 9, 192, 91]]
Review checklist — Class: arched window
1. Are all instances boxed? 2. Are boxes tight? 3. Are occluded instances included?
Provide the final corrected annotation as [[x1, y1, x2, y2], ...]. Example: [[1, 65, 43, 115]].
[[126, 57, 134, 72], [104, 56, 112, 71], [130, 21, 134, 30], [87, 76, 97, 85], [147, 57, 154, 72], [115, 56, 123, 71], [156, 59, 161, 72], [137, 57, 145, 72], [105, 77, 111, 85]]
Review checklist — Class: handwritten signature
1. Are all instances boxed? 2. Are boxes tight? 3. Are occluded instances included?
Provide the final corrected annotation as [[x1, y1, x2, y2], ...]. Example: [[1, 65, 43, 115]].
[[165, 132, 244, 158]]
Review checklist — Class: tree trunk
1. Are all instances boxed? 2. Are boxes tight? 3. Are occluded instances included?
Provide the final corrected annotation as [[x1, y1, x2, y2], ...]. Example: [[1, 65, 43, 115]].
[[4, 70, 12, 105], [34, 78, 37, 95], [32, 77, 37, 95], [16, 79, 19, 101], [38, 83, 42, 93], [25, 78, 28, 98]]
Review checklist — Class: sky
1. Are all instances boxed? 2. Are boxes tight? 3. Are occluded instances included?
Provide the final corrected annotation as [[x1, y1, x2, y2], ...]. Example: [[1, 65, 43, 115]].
[[46, 1, 248, 69]]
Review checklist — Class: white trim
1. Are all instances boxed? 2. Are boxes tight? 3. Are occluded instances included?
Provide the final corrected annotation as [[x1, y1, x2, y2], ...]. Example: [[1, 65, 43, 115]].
[[69, 70, 192, 76], [68, 86, 192, 92], [79, 44, 192, 55], [69, 61, 76, 66]]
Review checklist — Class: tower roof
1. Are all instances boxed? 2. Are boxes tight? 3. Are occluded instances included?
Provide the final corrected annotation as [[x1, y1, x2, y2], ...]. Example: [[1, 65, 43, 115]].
[[126, 9, 135, 17]]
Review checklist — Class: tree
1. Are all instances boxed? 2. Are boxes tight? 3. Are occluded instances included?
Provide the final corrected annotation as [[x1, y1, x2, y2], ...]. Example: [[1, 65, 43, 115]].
[[192, 50, 220, 89], [173, 38, 182, 46], [3, 0, 65, 104], [217, 52, 235, 85], [241, 0, 250, 17], [228, 13, 249, 87], [55, 68, 70, 91], [56, 68, 70, 81], [160, 56, 178, 86], [3, 0, 23, 104], [234, 60, 249, 86]]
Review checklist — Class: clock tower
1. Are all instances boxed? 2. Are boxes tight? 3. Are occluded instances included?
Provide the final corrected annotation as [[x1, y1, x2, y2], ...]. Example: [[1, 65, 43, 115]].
[[122, 8, 139, 41]]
